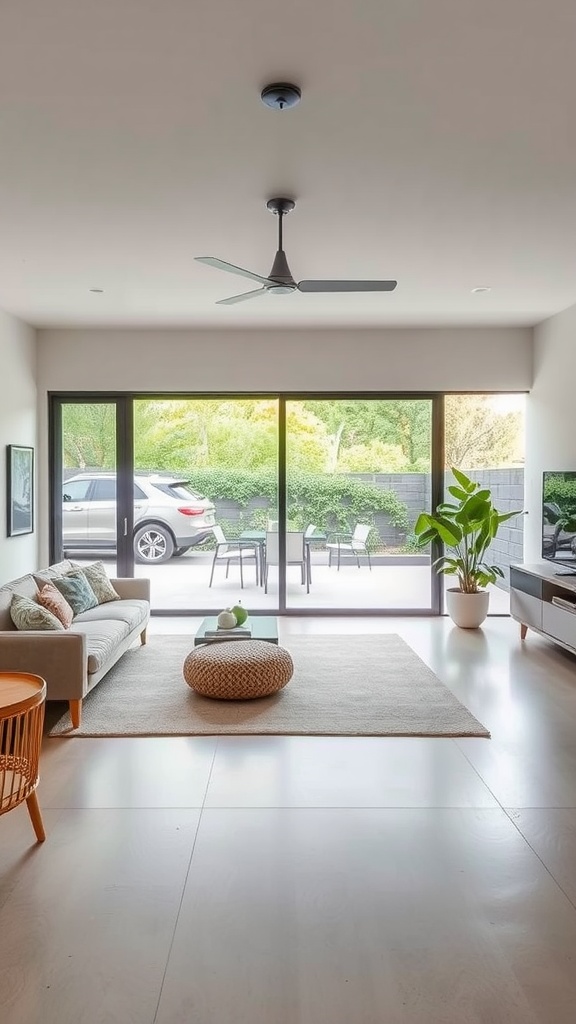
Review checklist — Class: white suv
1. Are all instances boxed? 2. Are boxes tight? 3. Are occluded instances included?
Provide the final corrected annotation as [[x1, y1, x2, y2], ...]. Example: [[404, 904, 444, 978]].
[[62, 473, 216, 563]]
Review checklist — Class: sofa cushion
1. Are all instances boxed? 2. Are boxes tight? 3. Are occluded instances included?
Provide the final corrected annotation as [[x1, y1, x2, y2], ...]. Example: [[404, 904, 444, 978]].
[[72, 599, 148, 632], [52, 570, 99, 616], [33, 560, 76, 585], [71, 561, 120, 604], [37, 582, 74, 628], [0, 574, 39, 630], [10, 593, 65, 631], [68, 618, 130, 674]]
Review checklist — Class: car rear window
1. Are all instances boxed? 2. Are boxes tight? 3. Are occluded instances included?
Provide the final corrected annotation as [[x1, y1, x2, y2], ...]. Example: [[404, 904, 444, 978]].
[[152, 482, 205, 501]]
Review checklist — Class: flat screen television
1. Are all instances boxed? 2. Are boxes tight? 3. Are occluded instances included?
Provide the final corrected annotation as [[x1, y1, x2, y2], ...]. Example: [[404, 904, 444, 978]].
[[542, 471, 576, 570]]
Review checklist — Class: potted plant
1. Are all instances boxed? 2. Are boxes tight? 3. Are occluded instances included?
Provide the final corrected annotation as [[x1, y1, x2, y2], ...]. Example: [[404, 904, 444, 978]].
[[414, 467, 523, 628]]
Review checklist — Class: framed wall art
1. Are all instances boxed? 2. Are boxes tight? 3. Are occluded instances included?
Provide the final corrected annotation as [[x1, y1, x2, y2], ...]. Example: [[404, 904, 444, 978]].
[[7, 444, 34, 536]]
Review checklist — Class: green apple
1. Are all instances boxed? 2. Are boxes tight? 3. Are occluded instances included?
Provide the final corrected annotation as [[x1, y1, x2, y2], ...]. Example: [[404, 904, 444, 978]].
[[230, 603, 248, 625]]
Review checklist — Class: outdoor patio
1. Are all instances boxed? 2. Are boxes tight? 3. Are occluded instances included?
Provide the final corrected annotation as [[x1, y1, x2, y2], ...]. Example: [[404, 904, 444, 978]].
[[76, 551, 511, 615]]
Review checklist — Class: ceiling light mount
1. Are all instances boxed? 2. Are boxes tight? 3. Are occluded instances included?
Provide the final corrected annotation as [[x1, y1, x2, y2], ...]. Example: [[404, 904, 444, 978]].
[[266, 197, 295, 216], [260, 83, 301, 110]]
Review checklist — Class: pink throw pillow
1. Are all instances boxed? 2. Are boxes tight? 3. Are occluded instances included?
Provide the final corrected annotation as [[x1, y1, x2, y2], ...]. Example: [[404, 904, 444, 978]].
[[37, 582, 74, 628]]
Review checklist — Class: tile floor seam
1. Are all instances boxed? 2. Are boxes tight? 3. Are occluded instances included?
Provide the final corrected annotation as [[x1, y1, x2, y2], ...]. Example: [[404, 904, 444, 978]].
[[502, 807, 576, 913], [151, 738, 220, 1024], [454, 738, 576, 913], [453, 739, 512, 811]]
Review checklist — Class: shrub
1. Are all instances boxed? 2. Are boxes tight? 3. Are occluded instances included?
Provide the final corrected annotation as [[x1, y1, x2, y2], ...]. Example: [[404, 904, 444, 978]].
[[187, 468, 408, 545]]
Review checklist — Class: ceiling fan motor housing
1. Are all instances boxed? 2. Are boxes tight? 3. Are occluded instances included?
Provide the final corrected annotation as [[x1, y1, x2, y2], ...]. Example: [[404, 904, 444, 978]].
[[268, 249, 296, 291]]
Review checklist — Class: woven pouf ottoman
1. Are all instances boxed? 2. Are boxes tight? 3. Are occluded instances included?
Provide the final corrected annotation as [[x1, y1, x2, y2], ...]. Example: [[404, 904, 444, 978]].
[[183, 640, 293, 700]]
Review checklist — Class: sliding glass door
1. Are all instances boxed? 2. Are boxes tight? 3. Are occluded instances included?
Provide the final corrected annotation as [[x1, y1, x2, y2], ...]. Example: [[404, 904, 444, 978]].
[[285, 398, 435, 611], [128, 397, 279, 611], [50, 393, 441, 614], [51, 397, 133, 578], [444, 393, 525, 614]]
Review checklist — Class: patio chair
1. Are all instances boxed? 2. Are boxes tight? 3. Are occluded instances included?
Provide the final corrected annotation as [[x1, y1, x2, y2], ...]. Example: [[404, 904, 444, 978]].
[[209, 525, 258, 589], [304, 524, 318, 585], [265, 531, 309, 594], [326, 523, 372, 570]]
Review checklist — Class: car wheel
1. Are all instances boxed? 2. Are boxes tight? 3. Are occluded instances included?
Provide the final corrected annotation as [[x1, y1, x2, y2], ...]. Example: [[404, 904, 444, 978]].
[[133, 525, 175, 564], [173, 546, 191, 556]]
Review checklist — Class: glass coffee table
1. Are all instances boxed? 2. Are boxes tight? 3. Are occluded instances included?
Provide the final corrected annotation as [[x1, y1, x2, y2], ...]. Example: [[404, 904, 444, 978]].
[[194, 615, 278, 646]]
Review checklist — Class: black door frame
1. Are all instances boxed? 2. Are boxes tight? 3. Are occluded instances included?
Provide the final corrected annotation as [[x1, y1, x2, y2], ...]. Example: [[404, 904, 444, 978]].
[[49, 394, 134, 576]]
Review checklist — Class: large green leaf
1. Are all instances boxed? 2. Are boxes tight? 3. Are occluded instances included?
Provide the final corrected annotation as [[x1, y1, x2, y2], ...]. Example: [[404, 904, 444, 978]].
[[432, 555, 461, 573], [447, 485, 469, 501], [414, 513, 433, 535], [496, 509, 524, 525], [451, 467, 475, 493], [461, 494, 491, 522], [431, 516, 462, 545], [415, 527, 437, 547]]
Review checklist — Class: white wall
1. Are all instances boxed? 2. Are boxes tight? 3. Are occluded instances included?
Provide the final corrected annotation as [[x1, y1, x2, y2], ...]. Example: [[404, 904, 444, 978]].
[[38, 326, 532, 394], [525, 302, 576, 561], [0, 310, 37, 582]]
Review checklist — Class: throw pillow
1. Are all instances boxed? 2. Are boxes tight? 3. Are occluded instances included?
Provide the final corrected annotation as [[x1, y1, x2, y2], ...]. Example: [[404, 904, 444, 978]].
[[52, 570, 98, 616], [10, 593, 65, 631], [37, 582, 74, 628], [71, 561, 120, 604]]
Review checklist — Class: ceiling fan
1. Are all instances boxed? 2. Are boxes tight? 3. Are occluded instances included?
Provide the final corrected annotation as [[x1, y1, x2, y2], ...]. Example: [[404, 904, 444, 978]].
[[195, 198, 397, 305]]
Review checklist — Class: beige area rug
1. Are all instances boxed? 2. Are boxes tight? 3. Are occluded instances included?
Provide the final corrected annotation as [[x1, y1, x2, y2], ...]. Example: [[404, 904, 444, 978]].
[[49, 634, 489, 738]]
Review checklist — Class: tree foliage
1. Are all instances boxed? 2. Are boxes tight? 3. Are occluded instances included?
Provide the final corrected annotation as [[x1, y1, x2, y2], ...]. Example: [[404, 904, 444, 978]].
[[62, 404, 116, 469], [302, 399, 432, 471], [444, 395, 523, 470], [61, 395, 523, 477]]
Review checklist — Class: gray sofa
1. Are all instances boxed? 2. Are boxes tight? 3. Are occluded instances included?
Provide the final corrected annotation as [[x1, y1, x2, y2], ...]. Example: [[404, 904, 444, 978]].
[[0, 560, 150, 728]]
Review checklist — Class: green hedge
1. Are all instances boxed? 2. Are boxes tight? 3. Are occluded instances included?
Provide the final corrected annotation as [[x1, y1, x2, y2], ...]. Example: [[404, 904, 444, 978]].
[[543, 475, 576, 510], [187, 468, 409, 545]]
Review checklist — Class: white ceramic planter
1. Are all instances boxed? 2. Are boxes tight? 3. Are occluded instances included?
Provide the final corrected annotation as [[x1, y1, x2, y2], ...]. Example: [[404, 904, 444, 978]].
[[445, 588, 490, 628]]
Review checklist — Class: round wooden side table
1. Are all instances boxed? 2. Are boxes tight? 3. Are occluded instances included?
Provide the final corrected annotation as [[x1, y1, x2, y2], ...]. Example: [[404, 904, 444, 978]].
[[0, 672, 47, 842]]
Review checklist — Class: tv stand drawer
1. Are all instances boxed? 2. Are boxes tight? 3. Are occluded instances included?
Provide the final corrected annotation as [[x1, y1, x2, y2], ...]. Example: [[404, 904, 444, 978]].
[[509, 566, 543, 599], [542, 604, 576, 651], [510, 590, 542, 630]]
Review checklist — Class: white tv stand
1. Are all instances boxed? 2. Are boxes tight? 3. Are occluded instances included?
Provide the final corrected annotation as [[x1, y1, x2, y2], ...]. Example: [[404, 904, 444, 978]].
[[510, 563, 576, 655]]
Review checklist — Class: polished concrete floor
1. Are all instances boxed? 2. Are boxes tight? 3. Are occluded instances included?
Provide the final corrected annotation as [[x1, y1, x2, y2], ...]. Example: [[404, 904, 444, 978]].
[[1, 615, 576, 1022]]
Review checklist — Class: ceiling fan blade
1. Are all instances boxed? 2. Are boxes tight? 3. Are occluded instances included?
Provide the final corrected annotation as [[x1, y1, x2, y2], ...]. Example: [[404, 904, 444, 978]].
[[195, 257, 271, 287], [216, 287, 269, 305], [297, 280, 397, 293]]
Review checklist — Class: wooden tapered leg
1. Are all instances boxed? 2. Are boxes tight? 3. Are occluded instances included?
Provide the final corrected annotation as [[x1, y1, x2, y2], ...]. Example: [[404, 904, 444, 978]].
[[140, 627, 147, 645], [69, 699, 82, 729], [26, 790, 46, 842], [520, 623, 528, 640]]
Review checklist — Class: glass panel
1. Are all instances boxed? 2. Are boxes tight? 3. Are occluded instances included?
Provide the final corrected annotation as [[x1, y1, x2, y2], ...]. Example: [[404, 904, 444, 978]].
[[443, 394, 526, 614], [285, 398, 433, 611], [60, 403, 117, 577], [132, 398, 279, 612], [62, 479, 92, 502]]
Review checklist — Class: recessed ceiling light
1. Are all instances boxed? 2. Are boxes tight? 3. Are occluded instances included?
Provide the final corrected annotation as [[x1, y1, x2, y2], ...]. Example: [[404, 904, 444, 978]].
[[89, 288, 104, 293], [471, 286, 491, 294]]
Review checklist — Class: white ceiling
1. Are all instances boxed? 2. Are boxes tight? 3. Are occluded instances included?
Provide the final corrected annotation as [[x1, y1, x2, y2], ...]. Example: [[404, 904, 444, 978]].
[[1, 0, 576, 329]]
